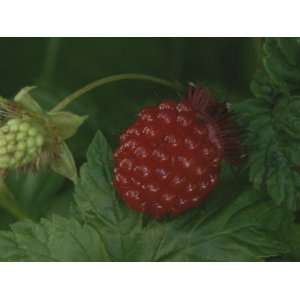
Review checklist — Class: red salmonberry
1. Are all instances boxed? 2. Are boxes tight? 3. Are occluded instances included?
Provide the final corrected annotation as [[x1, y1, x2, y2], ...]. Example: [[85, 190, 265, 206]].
[[113, 86, 243, 218]]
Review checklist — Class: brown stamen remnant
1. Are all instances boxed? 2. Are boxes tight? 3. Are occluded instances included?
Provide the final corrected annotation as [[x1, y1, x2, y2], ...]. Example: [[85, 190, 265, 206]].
[[186, 85, 246, 164]]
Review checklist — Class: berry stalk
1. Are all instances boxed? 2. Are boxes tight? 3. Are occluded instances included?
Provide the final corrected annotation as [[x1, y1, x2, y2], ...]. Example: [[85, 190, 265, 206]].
[[51, 73, 184, 112]]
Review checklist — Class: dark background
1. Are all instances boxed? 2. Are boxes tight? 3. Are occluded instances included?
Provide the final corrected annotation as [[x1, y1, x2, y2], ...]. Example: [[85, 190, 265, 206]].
[[0, 38, 260, 228]]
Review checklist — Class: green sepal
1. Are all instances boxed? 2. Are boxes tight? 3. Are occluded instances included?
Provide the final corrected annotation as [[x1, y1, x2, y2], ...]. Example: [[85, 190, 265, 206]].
[[14, 86, 43, 113], [50, 142, 78, 184], [48, 111, 88, 140]]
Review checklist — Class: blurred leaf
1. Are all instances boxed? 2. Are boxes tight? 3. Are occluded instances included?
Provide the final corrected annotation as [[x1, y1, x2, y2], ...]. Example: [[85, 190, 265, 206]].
[[282, 224, 300, 261]]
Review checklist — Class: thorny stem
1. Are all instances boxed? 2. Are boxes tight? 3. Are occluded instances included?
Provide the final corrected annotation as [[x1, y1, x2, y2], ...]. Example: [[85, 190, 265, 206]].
[[51, 73, 184, 112]]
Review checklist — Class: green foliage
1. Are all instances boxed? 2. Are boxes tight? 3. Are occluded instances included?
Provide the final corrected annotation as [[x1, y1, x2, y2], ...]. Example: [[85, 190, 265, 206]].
[[6, 171, 66, 221], [234, 37, 300, 211], [263, 38, 300, 93], [0, 216, 107, 261], [0, 38, 255, 227], [0, 131, 296, 261], [0, 37, 299, 261]]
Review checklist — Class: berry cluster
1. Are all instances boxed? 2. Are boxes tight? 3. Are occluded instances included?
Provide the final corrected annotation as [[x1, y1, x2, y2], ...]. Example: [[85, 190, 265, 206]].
[[0, 118, 45, 170], [113, 96, 225, 218]]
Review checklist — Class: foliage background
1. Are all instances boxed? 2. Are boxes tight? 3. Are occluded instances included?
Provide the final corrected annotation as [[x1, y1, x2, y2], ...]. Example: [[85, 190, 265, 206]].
[[0, 38, 258, 227], [1, 38, 299, 261]]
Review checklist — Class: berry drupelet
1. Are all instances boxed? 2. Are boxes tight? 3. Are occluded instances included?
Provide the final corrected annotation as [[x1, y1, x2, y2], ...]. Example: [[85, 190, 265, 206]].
[[113, 86, 243, 218]]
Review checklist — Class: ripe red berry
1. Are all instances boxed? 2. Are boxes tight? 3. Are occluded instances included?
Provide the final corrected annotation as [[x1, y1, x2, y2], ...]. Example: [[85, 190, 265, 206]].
[[113, 86, 243, 218]]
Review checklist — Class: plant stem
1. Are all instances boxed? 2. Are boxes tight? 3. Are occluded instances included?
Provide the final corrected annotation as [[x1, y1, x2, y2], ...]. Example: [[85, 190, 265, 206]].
[[51, 73, 184, 112], [40, 38, 62, 85]]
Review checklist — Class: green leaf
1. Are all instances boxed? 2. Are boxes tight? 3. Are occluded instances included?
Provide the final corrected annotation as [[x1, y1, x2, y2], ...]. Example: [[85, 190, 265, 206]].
[[250, 70, 277, 99], [266, 150, 299, 210], [234, 93, 300, 211], [263, 38, 300, 93], [14, 86, 43, 113], [73, 131, 291, 261], [238, 39, 300, 211], [0, 38, 261, 232], [282, 223, 300, 261], [6, 170, 66, 221], [74, 131, 122, 223], [274, 96, 300, 139], [0, 131, 295, 261], [0, 216, 109, 261], [48, 111, 88, 140], [0, 179, 28, 220], [50, 143, 78, 184]]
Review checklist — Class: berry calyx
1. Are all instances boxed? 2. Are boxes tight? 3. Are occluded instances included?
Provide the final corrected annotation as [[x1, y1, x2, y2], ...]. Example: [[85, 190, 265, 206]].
[[113, 86, 243, 218]]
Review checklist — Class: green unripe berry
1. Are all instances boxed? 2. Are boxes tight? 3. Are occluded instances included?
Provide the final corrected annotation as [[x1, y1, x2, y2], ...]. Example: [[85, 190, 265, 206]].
[[28, 147, 38, 155], [0, 156, 9, 168], [9, 157, 17, 167], [7, 119, 21, 127], [16, 142, 26, 151], [16, 132, 27, 141], [27, 137, 36, 148], [1, 126, 9, 133], [14, 151, 24, 161], [7, 119, 21, 132], [0, 117, 47, 170], [0, 148, 7, 155], [7, 143, 15, 153], [36, 135, 44, 147], [6, 133, 15, 142], [19, 122, 30, 132], [28, 127, 38, 136], [0, 140, 6, 147]]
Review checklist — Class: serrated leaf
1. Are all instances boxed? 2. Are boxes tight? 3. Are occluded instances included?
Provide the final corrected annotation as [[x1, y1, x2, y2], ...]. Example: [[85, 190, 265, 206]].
[[73, 131, 292, 261], [278, 38, 300, 66], [0, 216, 109, 261], [14, 86, 43, 113], [48, 111, 88, 140], [233, 92, 300, 211], [266, 157, 298, 210], [274, 96, 300, 139], [51, 143, 78, 184], [250, 70, 277, 99], [282, 140, 300, 166], [263, 38, 300, 93], [0, 130, 295, 261]]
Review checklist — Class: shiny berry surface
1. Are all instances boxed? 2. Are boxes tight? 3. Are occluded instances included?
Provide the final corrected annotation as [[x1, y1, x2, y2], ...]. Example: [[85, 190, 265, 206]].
[[113, 100, 223, 218]]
